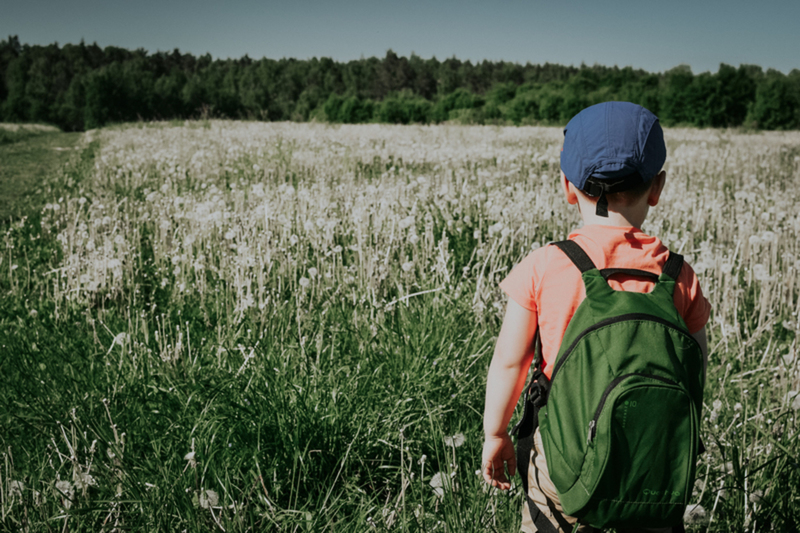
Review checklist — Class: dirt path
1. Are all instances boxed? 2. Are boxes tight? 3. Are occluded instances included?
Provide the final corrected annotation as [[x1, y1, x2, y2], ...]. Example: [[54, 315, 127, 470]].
[[0, 130, 82, 221]]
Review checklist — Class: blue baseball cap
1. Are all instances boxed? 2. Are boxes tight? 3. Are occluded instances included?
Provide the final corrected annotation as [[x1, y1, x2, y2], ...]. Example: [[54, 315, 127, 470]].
[[560, 101, 666, 216]]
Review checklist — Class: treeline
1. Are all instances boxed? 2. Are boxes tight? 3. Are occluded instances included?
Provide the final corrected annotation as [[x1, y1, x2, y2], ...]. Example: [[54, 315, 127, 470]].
[[1, 36, 799, 131]]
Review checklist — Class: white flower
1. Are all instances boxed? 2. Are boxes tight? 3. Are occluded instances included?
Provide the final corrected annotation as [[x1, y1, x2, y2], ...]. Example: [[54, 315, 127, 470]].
[[409, 233, 420, 245], [787, 391, 800, 410], [444, 433, 465, 448], [473, 230, 481, 240], [402, 261, 414, 272], [488, 222, 504, 235], [199, 489, 219, 509], [73, 468, 96, 491], [55, 480, 74, 508], [9, 480, 24, 500], [399, 216, 415, 230], [184, 451, 197, 468], [299, 277, 310, 288], [308, 267, 318, 278], [683, 503, 707, 525], [429, 472, 445, 498], [224, 230, 236, 240], [753, 264, 771, 282], [683, 504, 707, 525]]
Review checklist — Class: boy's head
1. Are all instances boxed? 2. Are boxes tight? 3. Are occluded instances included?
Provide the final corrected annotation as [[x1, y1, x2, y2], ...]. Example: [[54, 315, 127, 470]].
[[560, 101, 666, 218]]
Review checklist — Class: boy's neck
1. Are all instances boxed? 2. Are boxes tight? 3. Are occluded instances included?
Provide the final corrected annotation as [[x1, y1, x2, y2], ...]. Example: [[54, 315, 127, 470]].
[[576, 196, 649, 229]]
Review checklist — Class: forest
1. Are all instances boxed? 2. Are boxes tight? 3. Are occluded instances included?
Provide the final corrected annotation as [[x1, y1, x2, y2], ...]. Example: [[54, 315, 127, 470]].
[[1, 36, 799, 131]]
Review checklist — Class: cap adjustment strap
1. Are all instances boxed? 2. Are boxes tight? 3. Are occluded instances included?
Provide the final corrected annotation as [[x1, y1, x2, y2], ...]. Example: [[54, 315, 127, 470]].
[[582, 172, 644, 218]]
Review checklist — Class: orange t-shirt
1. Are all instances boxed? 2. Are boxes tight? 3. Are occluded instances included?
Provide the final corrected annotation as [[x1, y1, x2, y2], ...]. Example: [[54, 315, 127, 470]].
[[499, 225, 711, 379]]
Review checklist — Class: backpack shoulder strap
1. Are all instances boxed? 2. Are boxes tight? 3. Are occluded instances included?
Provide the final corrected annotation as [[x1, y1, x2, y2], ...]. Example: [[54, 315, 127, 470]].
[[551, 240, 596, 273], [662, 251, 684, 281]]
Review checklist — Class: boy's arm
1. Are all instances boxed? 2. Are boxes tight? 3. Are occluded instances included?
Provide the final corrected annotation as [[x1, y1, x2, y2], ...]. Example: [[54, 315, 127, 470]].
[[482, 298, 537, 490]]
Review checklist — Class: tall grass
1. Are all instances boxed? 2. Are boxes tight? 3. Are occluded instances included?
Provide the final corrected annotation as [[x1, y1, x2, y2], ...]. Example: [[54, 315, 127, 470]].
[[1, 121, 798, 531]]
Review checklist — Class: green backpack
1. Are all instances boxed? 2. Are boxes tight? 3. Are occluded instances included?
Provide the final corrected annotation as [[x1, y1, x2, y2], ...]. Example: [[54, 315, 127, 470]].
[[515, 240, 705, 531]]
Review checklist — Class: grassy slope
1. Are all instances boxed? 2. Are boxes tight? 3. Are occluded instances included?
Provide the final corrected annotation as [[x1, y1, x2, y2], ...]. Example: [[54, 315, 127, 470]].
[[0, 124, 797, 532], [0, 128, 81, 221], [0, 128, 521, 532]]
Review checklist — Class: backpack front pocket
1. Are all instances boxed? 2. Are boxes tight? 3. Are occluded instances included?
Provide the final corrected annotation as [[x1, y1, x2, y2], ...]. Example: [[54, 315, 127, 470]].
[[566, 374, 698, 528]]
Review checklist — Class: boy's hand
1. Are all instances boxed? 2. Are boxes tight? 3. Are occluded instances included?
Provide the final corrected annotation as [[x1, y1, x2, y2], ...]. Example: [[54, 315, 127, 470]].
[[481, 433, 516, 490]]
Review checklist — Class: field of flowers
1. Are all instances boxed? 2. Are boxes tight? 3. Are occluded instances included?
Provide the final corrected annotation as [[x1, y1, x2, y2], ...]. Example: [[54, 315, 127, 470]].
[[1, 121, 799, 531]]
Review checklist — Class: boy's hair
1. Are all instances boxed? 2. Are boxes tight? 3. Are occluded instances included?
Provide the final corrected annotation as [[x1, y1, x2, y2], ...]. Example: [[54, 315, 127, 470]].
[[604, 174, 654, 206]]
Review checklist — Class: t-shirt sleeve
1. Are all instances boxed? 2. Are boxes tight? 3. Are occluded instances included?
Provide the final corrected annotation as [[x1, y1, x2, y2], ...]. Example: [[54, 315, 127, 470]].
[[675, 261, 711, 334], [499, 251, 539, 313]]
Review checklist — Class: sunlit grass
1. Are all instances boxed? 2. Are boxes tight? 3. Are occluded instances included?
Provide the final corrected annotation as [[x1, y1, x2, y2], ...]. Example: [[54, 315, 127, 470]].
[[1, 121, 798, 531]]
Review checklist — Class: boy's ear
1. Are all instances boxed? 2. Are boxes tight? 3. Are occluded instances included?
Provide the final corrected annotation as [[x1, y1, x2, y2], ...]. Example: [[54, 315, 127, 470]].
[[561, 172, 579, 205], [647, 171, 667, 207]]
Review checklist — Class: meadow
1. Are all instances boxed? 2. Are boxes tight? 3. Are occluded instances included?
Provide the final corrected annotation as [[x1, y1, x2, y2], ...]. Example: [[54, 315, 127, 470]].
[[0, 121, 798, 532]]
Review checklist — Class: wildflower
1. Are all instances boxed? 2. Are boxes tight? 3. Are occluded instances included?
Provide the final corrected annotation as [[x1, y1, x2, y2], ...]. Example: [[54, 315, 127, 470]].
[[184, 451, 197, 468], [402, 261, 414, 272], [55, 480, 74, 508], [473, 230, 481, 239], [753, 264, 771, 282], [73, 468, 96, 491], [488, 222, 504, 235], [399, 215, 415, 230], [299, 277, 310, 288], [683, 504, 707, 525], [308, 267, 318, 278], [409, 233, 420, 245], [9, 480, 24, 501], [444, 433, 465, 448], [429, 472, 445, 498], [198, 489, 219, 509], [787, 391, 800, 410]]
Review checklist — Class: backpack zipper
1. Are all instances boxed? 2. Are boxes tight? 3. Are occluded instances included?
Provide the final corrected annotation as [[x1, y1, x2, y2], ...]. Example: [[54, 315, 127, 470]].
[[549, 313, 697, 384], [586, 372, 679, 444]]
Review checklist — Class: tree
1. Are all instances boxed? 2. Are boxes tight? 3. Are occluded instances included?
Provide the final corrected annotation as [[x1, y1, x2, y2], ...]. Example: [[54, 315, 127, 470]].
[[748, 70, 799, 130]]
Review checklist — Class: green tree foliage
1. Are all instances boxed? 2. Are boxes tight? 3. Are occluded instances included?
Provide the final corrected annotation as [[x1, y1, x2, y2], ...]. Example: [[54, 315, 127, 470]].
[[1, 36, 798, 131], [747, 69, 800, 130]]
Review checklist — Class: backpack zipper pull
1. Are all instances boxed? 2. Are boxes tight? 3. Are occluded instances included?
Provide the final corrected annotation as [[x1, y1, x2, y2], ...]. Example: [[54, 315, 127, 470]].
[[587, 420, 596, 445]]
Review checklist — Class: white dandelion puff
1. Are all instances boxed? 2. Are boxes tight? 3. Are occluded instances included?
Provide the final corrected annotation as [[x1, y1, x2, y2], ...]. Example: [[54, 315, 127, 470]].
[[199, 489, 219, 509], [683, 504, 707, 525], [443, 433, 466, 448]]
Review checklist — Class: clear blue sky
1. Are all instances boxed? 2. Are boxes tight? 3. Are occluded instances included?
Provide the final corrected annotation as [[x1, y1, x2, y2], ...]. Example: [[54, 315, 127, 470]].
[[2, 0, 798, 74]]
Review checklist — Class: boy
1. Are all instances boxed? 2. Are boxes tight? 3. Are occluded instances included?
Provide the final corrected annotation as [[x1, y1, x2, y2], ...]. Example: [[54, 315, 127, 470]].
[[481, 102, 710, 532]]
